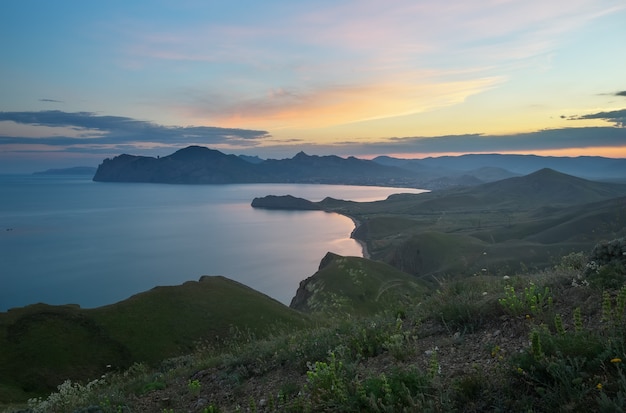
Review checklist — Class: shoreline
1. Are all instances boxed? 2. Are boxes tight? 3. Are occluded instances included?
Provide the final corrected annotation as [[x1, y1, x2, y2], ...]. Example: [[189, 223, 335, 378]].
[[346, 215, 370, 259]]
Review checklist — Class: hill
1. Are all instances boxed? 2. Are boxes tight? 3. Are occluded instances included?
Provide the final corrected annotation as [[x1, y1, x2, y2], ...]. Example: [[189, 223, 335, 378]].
[[290, 252, 429, 316], [10, 244, 626, 412], [0, 276, 308, 402], [374, 153, 626, 182], [254, 169, 626, 278]]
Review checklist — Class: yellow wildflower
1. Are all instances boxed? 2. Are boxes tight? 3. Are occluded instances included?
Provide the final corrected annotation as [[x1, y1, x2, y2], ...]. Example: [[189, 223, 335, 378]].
[[596, 383, 603, 390], [610, 358, 622, 363]]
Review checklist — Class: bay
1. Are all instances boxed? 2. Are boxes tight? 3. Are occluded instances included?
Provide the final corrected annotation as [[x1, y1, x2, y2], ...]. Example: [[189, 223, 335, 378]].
[[0, 175, 426, 311]]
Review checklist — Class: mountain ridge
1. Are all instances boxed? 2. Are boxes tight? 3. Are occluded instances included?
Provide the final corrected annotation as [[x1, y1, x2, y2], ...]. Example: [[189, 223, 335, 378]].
[[93, 146, 626, 189]]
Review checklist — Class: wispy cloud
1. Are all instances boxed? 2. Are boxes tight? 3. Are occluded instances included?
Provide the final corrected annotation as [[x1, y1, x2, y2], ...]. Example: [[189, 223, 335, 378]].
[[239, 127, 626, 159], [39, 98, 63, 103], [177, 75, 505, 129], [0, 111, 271, 153], [114, 0, 624, 130], [569, 108, 626, 127]]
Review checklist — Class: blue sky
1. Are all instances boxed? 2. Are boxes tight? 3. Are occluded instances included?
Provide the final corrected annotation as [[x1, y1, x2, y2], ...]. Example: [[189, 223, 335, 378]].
[[1, 0, 625, 172]]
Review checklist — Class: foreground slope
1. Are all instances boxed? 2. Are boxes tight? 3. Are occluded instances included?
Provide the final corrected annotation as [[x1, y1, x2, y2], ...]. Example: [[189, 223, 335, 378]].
[[0, 276, 308, 401]]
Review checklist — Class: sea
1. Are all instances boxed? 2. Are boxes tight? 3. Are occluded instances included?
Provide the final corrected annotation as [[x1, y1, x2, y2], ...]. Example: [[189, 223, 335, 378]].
[[0, 174, 426, 312]]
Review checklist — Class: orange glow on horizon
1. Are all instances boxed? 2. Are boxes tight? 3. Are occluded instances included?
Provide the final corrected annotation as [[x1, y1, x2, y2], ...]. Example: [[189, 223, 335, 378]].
[[357, 146, 626, 160]]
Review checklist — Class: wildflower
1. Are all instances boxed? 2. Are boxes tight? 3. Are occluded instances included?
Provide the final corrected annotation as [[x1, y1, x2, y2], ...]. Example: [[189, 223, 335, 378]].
[[596, 383, 603, 390], [516, 367, 523, 374], [610, 358, 622, 364], [525, 314, 531, 319]]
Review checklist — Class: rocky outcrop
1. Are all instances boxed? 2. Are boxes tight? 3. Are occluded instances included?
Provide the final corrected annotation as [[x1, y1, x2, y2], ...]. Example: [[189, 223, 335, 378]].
[[251, 195, 322, 210]]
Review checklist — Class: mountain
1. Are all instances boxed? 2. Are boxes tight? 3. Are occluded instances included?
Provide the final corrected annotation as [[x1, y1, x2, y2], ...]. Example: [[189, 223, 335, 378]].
[[94, 146, 424, 187], [238, 154, 264, 164], [374, 153, 626, 182], [95, 146, 626, 189], [93, 146, 259, 183]]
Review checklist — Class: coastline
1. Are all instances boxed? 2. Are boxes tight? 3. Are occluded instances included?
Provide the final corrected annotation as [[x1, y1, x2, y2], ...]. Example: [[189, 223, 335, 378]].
[[346, 215, 370, 259]]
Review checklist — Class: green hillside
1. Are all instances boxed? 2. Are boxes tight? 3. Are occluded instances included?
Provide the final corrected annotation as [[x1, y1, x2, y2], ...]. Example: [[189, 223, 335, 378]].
[[0, 276, 308, 402], [290, 253, 429, 316], [318, 170, 626, 278]]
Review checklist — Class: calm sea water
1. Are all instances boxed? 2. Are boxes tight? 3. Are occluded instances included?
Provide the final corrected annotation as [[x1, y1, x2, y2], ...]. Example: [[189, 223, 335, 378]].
[[0, 175, 425, 311]]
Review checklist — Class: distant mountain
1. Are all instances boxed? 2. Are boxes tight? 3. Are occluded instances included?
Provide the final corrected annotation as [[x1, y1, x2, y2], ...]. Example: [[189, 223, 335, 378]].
[[94, 146, 626, 189], [94, 146, 259, 184], [33, 166, 97, 176], [470, 168, 626, 207], [94, 146, 424, 187], [238, 154, 264, 164], [374, 153, 626, 182], [380, 168, 626, 213]]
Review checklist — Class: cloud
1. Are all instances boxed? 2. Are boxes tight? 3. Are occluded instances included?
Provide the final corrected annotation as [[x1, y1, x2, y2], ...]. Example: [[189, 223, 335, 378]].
[[568, 108, 626, 127], [115, 1, 622, 130], [177, 75, 505, 130], [616, 91, 626, 97], [232, 127, 626, 160], [0, 111, 270, 150], [39, 98, 63, 103], [319, 128, 623, 157]]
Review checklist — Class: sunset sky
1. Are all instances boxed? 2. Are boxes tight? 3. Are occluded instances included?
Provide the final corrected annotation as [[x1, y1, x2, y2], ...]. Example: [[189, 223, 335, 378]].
[[1, 0, 625, 172]]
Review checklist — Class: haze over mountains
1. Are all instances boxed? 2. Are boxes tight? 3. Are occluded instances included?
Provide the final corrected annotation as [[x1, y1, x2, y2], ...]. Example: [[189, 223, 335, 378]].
[[93, 146, 626, 189]]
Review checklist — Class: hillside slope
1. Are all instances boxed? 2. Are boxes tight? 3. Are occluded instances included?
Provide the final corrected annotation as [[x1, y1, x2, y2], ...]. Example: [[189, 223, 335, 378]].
[[255, 169, 626, 278], [290, 252, 429, 315], [0, 276, 308, 401]]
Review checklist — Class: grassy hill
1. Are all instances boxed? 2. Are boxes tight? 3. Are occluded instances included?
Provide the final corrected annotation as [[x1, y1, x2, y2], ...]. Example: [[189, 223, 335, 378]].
[[290, 252, 429, 316], [315, 169, 626, 278], [0, 276, 308, 402]]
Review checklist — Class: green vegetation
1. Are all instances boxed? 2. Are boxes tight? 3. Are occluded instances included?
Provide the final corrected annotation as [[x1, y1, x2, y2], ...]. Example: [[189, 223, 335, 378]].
[[291, 253, 429, 316], [1, 242, 624, 412], [2, 170, 626, 412], [0, 276, 308, 403]]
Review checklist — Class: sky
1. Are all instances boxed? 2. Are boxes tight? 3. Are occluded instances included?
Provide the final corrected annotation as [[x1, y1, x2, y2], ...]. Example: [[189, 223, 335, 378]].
[[1, 0, 625, 173]]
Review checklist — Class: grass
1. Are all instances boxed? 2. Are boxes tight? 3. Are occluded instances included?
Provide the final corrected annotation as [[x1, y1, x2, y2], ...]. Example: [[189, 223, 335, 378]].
[[0, 276, 309, 404], [2, 247, 623, 412], [291, 253, 429, 316]]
